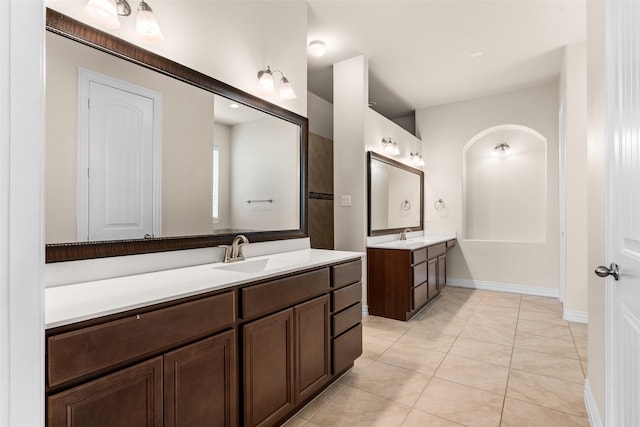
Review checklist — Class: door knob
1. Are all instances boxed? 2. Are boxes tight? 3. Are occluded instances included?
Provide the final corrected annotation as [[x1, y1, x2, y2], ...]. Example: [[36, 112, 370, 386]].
[[595, 263, 620, 280]]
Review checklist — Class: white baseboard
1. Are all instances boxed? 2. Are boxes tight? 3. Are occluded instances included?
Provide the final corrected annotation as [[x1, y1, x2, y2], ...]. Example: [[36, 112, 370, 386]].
[[584, 379, 603, 427], [564, 309, 588, 324], [447, 278, 559, 298]]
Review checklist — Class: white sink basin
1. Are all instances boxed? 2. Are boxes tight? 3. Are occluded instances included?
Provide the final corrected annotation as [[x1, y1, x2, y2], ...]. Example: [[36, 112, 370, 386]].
[[213, 258, 271, 274]]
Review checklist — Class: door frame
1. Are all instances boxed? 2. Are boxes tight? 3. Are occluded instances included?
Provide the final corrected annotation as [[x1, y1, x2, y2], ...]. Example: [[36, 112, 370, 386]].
[[77, 67, 163, 241]]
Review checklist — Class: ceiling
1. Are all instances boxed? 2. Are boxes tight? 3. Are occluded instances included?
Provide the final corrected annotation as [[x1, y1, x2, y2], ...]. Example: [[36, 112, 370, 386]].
[[306, 1, 586, 120]]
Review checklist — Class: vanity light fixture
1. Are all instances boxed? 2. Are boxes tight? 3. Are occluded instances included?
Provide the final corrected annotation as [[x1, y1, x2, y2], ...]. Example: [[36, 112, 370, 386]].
[[84, 0, 164, 42], [382, 137, 400, 156], [256, 66, 297, 100], [410, 151, 425, 167], [308, 40, 327, 57], [494, 142, 511, 152]]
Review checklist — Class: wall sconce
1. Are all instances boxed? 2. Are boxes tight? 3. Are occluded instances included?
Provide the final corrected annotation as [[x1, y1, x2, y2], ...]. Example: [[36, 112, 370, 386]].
[[494, 142, 511, 152], [256, 66, 297, 100], [382, 137, 400, 155], [84, 0, 164, 41], [410, 151, 425, 167]]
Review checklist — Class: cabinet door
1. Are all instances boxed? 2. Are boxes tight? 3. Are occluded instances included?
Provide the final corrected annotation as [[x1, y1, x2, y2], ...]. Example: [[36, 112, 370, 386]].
[[47, 357, 162, 427], [427, 258, 439, 300], [294, 295, 330, 404], [164, 330, 237, 427], [243, 309, 295, 427], [438, 254, 447, 290]]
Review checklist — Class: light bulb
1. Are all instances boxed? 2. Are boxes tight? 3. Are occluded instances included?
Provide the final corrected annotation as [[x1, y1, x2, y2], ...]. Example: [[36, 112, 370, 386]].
[[136, 1, 165, 42], [279, 77, 297, 100], [84, 0, 121, 29]]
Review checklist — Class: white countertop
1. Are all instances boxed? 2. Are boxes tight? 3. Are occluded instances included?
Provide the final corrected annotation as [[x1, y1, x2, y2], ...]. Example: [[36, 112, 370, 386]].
[[45, 249, 362, 329], [366, 232, 457, 251]]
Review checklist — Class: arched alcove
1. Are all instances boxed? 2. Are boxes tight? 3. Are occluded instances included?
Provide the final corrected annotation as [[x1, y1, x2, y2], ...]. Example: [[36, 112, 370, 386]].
[[462, 125, 547, 242]]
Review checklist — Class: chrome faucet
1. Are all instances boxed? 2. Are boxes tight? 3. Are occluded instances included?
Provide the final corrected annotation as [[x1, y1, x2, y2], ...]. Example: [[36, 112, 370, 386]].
[[219, 235, 249, 263], [400, 228, 412, 240]]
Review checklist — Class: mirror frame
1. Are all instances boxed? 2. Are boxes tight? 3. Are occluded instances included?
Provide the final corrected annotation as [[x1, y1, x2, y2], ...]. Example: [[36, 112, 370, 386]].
[[45, 8, 308, 263], [367, 151, 424, 237]]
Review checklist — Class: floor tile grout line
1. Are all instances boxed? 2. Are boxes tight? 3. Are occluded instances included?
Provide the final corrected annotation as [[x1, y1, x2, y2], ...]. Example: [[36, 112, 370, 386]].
[[508, 366, 587, 386], [499, 292, 522, 426]]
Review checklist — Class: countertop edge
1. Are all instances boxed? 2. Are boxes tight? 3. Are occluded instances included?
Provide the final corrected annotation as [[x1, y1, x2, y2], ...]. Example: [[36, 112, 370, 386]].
[[45, 250, 364, 329]]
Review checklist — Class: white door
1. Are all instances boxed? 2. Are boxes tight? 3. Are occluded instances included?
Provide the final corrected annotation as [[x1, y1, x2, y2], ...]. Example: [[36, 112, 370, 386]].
[[603, 2, 640, 426], [78, 69, 162, 241]]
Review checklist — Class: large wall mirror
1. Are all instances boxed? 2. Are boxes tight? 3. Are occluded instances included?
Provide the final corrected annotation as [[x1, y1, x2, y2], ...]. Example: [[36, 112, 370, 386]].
[[45, 9, 308, 262], [367, 151, 424, 236]]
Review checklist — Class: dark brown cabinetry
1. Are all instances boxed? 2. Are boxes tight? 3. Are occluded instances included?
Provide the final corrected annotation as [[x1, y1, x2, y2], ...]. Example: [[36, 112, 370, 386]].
[[331, 260, 363, 375], [48, 357, 163, 427], [367, 240, 454, 321], [242, 294, 331, 427], [47, 292, 237, 427], [46, 258, 362, 427], [164, 330, 237, 427], [243, 309, 295, 427]]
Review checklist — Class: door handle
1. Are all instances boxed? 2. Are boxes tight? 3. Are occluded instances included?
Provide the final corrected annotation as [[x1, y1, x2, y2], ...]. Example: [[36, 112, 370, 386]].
[[595, 263, 620, 280]]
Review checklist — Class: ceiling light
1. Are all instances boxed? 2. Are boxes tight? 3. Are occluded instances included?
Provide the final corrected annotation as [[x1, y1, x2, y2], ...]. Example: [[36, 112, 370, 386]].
[[84, 0, 165, 42], [470, 51, 483, 59], [256, 66, 297, 100], [494, 142, 511, 152], [308, 40, 327, 57], [410, 151, 425, 167], [229, 103, 240, 109], [382, 137, 400, 156]]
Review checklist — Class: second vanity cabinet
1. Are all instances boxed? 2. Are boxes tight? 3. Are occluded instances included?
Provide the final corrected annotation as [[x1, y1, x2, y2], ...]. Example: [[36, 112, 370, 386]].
[[46, 257, 362, 427], [367, 239, 455, 321]]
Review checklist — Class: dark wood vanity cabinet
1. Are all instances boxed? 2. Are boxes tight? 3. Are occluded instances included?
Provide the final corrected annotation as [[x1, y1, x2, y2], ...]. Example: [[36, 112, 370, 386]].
[[242, 294, 331, 427], [46, 258, 363, 427], [46, 291, 238, 427], [367, 240, 454, 321]]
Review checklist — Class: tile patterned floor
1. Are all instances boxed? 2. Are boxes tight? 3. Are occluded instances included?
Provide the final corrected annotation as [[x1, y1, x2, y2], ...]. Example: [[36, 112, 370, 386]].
[[283, 286, 590, 427]]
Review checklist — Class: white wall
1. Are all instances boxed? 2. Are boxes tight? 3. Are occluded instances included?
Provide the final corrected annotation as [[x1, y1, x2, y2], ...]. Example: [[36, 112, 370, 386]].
[[416, 83, 559, 291], [308, 91, 333, 139], [464, 127, 547, 242], [586, 0, 606, 420], [213, 123, 232, 231], [46, 0, 308, 117], [0, 1, 45, 426], [333, 56, 369, 253], [560, 42, 589, 318]]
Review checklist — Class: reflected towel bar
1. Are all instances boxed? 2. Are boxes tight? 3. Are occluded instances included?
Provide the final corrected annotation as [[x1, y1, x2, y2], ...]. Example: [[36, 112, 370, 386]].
[[246, 199, 273, 203]]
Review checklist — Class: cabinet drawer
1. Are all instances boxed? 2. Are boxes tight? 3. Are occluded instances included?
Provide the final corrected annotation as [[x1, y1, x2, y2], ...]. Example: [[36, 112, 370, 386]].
[[412, 248, 427, 265], [47, 291, 236, 389], [427, 243, 446, 259], [332, 281, 361, 313], [414, 282, 428, 310], [332, 259, 362, 289], [332, 324, 362, 375], [446, 239, 456, 248], [242, 268, 329, 319], [332, 302, 362, 337], [413, 262, 427, 286]]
